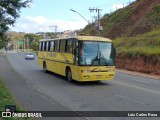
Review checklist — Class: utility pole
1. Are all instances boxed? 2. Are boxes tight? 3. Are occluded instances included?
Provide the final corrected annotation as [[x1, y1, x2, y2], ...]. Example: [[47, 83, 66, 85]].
[[26, 37, 28, 52], [23, 39, 25, 52], [89, 8, 102, 36], [70, 9, 100, 36], [49, 26, 58, 38], [39, 26, 54, 38]]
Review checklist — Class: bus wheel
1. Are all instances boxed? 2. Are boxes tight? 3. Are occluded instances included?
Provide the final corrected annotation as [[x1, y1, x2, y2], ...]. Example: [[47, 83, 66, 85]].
[[43, 62, 48, 73], [66, 68, 72, 82]]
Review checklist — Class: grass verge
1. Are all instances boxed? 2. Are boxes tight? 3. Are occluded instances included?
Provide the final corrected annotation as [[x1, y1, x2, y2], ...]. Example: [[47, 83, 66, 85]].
[[0, 78, 32, 120], [113, 29, 160, 63]]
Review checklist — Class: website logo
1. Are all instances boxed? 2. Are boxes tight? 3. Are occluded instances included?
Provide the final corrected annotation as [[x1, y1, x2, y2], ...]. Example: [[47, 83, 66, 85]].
[[1, 105, 16, 118]]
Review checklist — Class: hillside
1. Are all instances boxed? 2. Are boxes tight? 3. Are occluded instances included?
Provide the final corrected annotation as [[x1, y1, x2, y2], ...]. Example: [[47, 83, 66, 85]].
[[114, 30, 160, 75], [81, 0, 160, 75], [82, 0, 160, 38]]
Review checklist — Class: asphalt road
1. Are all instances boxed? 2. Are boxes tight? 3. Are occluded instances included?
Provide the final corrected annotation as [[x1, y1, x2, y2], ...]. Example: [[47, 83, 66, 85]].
[[2, 52, 160, 120]]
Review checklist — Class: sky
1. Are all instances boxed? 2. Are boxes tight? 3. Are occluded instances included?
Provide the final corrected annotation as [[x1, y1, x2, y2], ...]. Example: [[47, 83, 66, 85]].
[[9, 0, 135, 33]]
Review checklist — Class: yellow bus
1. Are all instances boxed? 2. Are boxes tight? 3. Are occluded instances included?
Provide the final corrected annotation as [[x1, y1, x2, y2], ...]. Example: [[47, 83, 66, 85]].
[[38, 36, 116, 82]]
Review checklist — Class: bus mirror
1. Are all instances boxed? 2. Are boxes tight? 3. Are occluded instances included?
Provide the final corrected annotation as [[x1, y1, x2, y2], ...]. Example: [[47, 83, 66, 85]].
[[73, 47, 77, 55], [113, 46, 116, 56]]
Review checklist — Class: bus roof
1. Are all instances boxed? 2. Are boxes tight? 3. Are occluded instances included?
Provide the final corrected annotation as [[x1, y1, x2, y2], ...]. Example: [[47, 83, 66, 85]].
[[39, 36, 112, 42]]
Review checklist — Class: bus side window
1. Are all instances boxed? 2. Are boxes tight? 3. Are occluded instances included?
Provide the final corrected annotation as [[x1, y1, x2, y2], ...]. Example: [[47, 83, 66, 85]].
[[55, 41, 59, 52], [39, 42, 42, 51], [50, 41, 54, 51], [43, 42, 47, 51], [66, 39, 72, 53], [60, 40, 66, 52], [42, 42, 45, 51], [48, 41, 51, 51], [73, 39, 78, 52], [46, 42, 49, 51], [73, 40, 78, 65], [41, 42, 43, 51]]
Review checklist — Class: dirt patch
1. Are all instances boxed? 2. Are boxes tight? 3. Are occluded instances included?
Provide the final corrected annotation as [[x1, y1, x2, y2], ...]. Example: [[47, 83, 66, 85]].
[[106, 0, 160, 39], [116, 56, 160, 75]]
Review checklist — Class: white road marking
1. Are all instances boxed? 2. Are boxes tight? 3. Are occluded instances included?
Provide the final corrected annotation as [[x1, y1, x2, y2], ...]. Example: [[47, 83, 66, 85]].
[[116, 70, 160, 80], [111, 80, 160, 95], [115, 94, 145, 105], [133, 79, 150, 84]]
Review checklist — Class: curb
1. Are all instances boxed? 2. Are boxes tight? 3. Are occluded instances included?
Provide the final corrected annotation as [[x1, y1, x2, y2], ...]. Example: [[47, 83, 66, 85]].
[[116, 69, 160, 80]]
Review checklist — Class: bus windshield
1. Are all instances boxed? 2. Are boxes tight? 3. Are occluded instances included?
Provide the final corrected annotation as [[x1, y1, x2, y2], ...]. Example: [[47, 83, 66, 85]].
[[79, 41, 115, 66]]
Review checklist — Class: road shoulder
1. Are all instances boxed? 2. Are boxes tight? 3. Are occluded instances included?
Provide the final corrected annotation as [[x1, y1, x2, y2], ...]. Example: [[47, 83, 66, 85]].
[[0, 54, 84, 119], [116, 69, 160, 80], [0, 54, 68, 111]]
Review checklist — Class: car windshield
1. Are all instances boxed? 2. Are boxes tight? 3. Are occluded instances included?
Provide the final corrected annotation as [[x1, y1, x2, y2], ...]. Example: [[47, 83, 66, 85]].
[[79, 41, 115, 66]]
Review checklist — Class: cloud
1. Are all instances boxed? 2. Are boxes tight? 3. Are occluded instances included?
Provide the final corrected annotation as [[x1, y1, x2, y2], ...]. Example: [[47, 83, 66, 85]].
[[25, 16, 46, 24], [10, 16, 88, 33]]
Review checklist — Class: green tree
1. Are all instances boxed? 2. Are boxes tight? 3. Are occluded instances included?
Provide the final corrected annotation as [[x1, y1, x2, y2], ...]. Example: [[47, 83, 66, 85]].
[[8, 31, 24, 50], [24, 33, 42, 50], [46, 32, 54, 38], [0, 0, 32, 49]]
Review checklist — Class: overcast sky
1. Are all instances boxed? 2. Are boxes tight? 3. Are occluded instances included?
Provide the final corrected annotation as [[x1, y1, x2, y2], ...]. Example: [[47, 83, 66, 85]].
[[9, 0, 135, 33]]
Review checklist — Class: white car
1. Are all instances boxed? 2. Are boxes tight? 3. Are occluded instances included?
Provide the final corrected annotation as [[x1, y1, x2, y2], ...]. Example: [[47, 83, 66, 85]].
[[25, 53, 35, 60]]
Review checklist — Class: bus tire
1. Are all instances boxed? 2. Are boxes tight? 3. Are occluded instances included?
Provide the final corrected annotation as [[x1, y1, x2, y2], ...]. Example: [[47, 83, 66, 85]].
[[43, 62, 48, 73], [66, 68, 72, 82]]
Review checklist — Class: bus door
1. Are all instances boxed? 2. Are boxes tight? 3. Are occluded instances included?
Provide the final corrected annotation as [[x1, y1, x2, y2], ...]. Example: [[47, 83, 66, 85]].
[[72, 40, 79, 81]]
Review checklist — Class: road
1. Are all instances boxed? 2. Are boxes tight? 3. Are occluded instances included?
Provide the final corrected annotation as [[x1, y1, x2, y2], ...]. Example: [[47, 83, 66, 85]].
[[3, 52, 160, 120]]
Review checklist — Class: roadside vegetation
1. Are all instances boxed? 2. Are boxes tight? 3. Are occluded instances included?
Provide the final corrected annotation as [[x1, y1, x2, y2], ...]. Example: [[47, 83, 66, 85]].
[[0, 0, 32, 49], [0, 79, 31, 120], [113, 29, 160, 63], [7, 32, 42, 52]]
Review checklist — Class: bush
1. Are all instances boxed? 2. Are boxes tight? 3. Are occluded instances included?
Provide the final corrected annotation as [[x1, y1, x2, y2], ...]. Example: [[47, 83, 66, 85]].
[[113, 29, 160, 62]]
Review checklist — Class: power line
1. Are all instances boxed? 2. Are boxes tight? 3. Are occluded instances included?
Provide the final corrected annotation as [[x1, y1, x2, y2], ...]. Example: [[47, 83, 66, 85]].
[[49, 26, 58, 38], [89, 8, 102, 36]]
